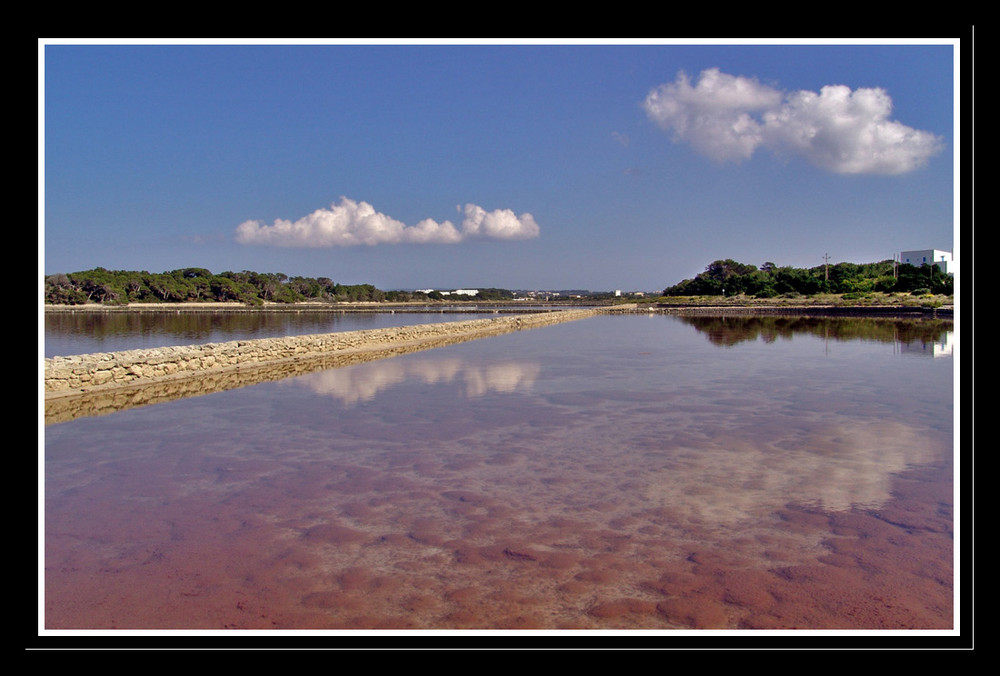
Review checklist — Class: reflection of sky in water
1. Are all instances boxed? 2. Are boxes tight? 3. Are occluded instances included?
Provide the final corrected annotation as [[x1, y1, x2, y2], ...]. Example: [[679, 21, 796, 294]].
[[290, 357, 541, 405], [44, 315, 954, 630], [274, 321, 949, 518]]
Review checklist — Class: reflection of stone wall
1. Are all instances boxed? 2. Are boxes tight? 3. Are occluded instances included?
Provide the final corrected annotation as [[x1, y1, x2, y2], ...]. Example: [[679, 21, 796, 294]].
[[45, 309, 601, 398]]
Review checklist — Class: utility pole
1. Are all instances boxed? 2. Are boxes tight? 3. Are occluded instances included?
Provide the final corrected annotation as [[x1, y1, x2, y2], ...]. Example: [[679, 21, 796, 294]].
[[823, 253, 830, 284]]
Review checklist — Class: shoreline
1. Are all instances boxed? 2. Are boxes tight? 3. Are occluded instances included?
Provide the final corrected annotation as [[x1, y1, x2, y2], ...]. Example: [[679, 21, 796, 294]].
[[639, 304, 953, 318], [43, 293, 954, 316], [41, 301, 594, 315]]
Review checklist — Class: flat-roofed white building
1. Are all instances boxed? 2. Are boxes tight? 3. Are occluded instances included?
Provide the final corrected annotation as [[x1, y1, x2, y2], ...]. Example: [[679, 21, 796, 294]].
[[900, 249, 953, 275]]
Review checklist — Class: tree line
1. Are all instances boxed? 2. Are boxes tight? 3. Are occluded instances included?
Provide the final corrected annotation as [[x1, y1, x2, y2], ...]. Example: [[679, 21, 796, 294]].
[[43, 268, 526, 306], [663, 259, 953, 298], [44, 268, 395, 305]]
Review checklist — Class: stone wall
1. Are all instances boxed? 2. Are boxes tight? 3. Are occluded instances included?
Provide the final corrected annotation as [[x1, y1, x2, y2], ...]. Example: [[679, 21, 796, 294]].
[[45, 308, 603, 396]]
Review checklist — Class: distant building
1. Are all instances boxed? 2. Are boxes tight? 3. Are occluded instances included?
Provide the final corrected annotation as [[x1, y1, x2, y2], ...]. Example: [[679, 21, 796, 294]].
[[900, 249, 954, 275], [416, 288, 479, 296]]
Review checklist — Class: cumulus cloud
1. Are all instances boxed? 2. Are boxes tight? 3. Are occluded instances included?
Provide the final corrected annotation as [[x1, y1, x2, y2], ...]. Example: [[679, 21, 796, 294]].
[[643, 68, 943, 174], [643, 68, 783, 163], [235, 197, 540, 247], [459, 203, 540, 240]]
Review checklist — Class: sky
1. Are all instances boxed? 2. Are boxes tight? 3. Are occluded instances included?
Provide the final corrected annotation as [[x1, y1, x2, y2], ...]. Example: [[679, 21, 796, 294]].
[[40, 39, 962, 292]]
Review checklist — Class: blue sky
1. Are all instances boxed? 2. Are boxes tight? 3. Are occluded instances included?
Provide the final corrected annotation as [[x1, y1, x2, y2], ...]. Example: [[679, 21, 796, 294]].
[[40, 39, 960, 292]]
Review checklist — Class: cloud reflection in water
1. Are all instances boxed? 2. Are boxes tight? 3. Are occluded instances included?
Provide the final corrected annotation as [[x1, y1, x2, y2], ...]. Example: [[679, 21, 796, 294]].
[[289, 356, 541, 405]]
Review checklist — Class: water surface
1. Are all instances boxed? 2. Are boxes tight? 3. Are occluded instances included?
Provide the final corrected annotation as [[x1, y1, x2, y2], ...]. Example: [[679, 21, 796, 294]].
[[44, 308, 522, 357], [43, 314, 955, 631]]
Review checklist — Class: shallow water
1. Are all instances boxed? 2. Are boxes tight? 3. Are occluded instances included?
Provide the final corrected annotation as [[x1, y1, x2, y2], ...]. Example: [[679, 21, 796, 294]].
[[43, 308, 522, 357], [43, 314, 955, 632]]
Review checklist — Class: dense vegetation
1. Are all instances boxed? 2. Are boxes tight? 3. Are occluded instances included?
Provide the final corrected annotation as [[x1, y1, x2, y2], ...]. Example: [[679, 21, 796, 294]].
[[663, 259, 953, 298], [44, 258, 955, 306], [44, 268, 402, 305], [42, 268, 531, 306]]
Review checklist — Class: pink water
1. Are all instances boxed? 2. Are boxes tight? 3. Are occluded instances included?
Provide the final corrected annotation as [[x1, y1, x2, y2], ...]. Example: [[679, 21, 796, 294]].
[[43, 316, 956, 632]]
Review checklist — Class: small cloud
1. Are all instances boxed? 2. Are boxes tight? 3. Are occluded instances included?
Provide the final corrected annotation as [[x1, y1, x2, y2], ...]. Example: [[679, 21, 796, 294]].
[[235, 197, 540, 248], [643, 68, 943, 174], [612, 131, 630, 147], [458, 203, 540, 241]]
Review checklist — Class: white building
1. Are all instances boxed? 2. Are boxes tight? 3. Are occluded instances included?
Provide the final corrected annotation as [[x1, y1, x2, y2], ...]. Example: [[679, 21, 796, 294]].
[[415, 289, 479, 296], [900, 249, 954, 275]]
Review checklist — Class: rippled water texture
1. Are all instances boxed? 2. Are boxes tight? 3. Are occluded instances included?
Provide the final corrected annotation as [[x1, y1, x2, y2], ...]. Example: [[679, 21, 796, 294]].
[[44, 314, 955, 631]]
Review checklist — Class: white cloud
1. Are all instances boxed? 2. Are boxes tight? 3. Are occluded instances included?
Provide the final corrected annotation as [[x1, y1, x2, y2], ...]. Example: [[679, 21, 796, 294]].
[[235, 197, 540, 247], [643, 68, 783, 163], [643, 68, 943, 174], [459, 203, 540, 240], [760, 84, 945, 175]]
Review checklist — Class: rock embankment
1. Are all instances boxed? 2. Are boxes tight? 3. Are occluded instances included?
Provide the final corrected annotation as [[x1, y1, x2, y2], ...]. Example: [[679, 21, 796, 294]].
[[45, 308, 603, 397]]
